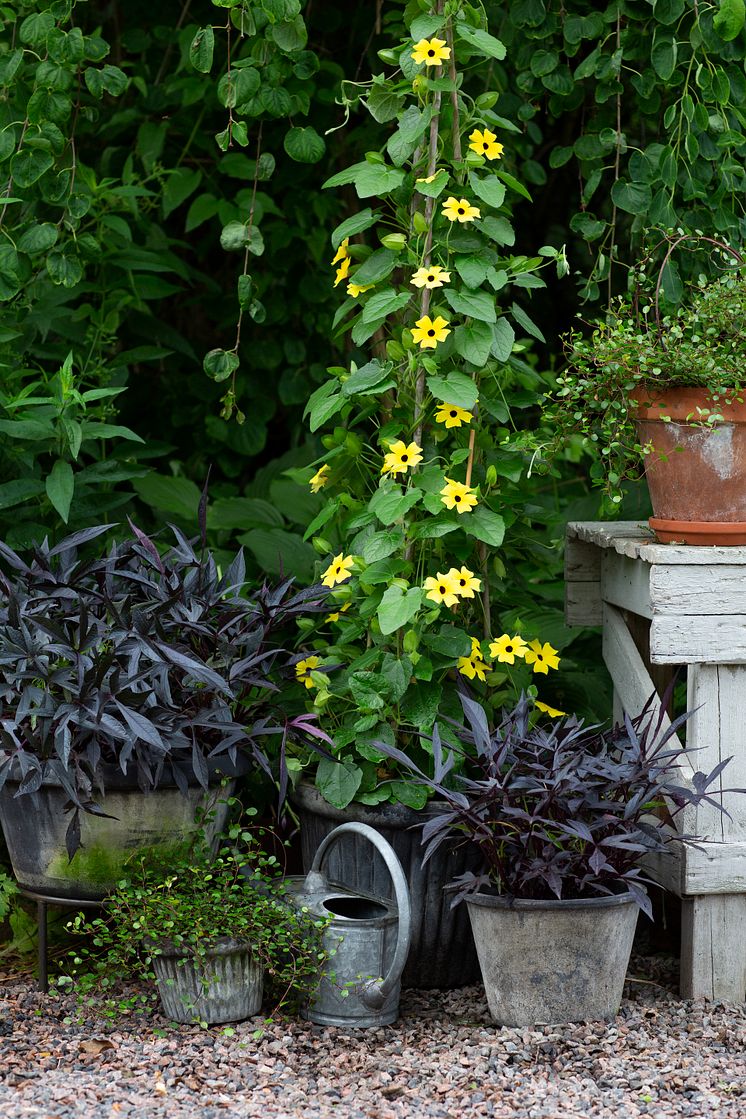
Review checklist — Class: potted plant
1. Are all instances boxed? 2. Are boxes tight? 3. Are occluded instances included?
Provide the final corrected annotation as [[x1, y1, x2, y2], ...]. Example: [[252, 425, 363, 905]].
[[553, 235, 746, 544], [65, 821, 330, 1026], [0, 523, 331, 899], [373, 690, 734, 1025], [283, 4, 567, 989]]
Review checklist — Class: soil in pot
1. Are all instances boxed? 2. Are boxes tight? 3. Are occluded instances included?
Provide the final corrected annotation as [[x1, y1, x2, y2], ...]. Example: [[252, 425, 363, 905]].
[[466, 890, 639, 1026], [293, 783, 480, 990], [631, 386, 746, 544]]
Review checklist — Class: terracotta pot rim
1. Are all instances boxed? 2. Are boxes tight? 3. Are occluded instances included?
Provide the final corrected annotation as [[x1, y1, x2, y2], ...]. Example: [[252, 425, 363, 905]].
[[629, 383, 746, 422], [649, 517, 746, 546]]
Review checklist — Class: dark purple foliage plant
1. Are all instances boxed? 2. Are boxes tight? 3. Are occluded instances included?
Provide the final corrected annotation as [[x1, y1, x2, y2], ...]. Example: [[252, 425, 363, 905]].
[[0, 523, 331, 854], [376, 690, 735, 917]]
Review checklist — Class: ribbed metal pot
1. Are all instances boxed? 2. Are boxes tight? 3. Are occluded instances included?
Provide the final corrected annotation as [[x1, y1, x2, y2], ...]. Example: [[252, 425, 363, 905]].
[[293, 783, 480, 989], [466, 891, 639, 1026], [152, 937, 263, 1025]]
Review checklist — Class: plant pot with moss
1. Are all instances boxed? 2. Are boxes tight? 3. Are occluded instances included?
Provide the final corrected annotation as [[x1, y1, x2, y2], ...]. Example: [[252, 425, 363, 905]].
[[0, 524, 331, 899]]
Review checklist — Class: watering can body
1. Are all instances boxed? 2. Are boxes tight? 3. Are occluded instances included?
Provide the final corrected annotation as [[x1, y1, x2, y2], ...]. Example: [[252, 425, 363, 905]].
[[282, 822, 411, 1028]]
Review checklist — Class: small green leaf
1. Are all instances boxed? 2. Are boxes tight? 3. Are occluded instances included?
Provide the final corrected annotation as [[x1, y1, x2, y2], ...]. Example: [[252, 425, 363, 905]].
[[284, 126, 326, 163], [714, 0, 745, 40], [462, 506, 505, 547], [350, 248, 398, 286], [491, 318, 516, 361], [468, 171, 506, 210], [46, 460, 74, 523], [456, 24, 506, 60], [454, 320, 494, 366], [445, 287, 497, 323], [11, 149, 53, 188], [331, 208, 379, 249], [316, 757, 363, 809], [426, 372, 478, 410], [377, 585, 423, 635], [369, 486, 422, 525], [17, 223, 58, 255], [610, 180, 652, 215], [203, 348, 239, 383], [189, 26, 215, 72]]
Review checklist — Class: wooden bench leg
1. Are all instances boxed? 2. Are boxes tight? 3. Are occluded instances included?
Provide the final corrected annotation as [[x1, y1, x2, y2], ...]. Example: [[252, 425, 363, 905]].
[[680, 894, 746, 1002]]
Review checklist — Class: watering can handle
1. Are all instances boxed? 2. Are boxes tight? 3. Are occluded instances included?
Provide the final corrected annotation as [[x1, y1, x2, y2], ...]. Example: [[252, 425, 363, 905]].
[[310, 821, 412, 1010]]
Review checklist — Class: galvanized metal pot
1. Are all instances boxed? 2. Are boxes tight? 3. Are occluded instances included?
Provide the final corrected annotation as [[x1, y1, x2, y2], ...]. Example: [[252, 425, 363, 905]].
[[293, 782, 480, 989], [152, 937, 263, 1025], [283, 821, 411, 1028], [466, 890, 639, 1026]]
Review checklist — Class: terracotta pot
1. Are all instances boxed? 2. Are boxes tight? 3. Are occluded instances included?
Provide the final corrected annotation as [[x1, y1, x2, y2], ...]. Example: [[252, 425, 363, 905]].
[[630, 386, 746, 544]]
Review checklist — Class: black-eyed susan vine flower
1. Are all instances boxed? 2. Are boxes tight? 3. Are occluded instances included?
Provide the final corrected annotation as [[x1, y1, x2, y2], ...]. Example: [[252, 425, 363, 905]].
[[440, 477, 478, 513], [535, 699, 566, 717], [411, 37, 451, 66], [524, 639, 561, 675], [441, 196, 481, 223], [296, 655, 322, 689], [321, 553, 354, 588], [411, 265, 451, 289], [333, 255, 351, 287], [458, 638, 488, 682], [330, 238, 349, 266], [309, 464, 330, 492], [381, 439, 423, 475], [489, 634, 528, 665], [411, 314, 450, 349], [448, 566, 482, 599], [435, 402, 473, 428], [423, 570, 460, 607], [326, 601, 352, 623], [347, 281, 374, 298], [468, 128, 504, 161]]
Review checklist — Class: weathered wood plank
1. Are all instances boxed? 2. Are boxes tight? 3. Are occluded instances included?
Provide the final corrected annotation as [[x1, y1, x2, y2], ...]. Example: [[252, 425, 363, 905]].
[[601, 552, 653, 619], [680, 894, 746, 1001], [682, 841, 746, 895], [564, 536, 602, 582], [650, 615, 746, 664], [565, 581, 602, 626], [649, 564, 746, 616], [601, 604, 693, 782], [569, 521, 746, 565], [685, 665, 746, 843]]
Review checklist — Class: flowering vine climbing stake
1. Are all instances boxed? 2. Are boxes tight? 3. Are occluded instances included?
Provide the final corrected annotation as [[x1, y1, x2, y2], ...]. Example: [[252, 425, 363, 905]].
[[293, 3, 567, 809]]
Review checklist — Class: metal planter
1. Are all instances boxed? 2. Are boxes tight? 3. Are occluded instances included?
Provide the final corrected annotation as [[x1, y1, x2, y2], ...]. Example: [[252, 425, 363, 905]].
[[294, 783, 480, 989], [152, 937, 263, 1025]]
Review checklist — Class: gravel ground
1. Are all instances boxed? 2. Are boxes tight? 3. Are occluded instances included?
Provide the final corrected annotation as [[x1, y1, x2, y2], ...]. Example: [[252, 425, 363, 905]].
[[0, 954, 743, 1119]]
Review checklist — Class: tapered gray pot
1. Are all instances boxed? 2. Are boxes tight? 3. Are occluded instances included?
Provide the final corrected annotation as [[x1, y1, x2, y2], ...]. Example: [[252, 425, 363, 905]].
[[152, 938, 263, 1025], [466, 891, 639, 1026], [293, 783, 480, 989]]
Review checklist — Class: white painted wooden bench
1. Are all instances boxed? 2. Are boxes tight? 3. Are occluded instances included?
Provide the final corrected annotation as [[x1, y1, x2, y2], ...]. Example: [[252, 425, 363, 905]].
[[565, 521, 746, 1003]]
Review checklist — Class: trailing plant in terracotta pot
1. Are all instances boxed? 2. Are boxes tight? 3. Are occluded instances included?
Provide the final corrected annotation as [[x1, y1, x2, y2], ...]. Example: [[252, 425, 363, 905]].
[[553, 235, 746, 544], [282, 0, 567, 990], [64, 819, 331, 1026], [374, 689, 736, 1025], [0, 524, 330, 899]]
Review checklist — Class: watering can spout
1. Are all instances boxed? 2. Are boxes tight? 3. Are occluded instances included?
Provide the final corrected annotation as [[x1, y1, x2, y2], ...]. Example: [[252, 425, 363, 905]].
[[302, 869, 326, 894]]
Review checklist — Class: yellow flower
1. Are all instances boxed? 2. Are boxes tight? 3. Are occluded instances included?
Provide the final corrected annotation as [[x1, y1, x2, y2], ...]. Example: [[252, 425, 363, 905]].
[[334, 256, 351, 287], [524, 639, 561, 676], [468, 128, 504, 161], [411, 37, 451, 66], [416, 171, 442, 184], [488, 634, 528, 665], [381, 439, 423, 475], [435, 403, 473, 428], [330, 238, 349, 266], [322, 553, 355, 588], [440, 477, 478, 514], [326, 602, 352, 623], [447, 566, 482, 599], [411, 315, 451, 349], [535, 700, 566, 718], [296, 655, 322, 690], [411, 265, 451, 289], [442, 196, 481, 223], [424, 571, 460, 608], [458, 641, 488, 682], [347, 281, 374, 298], [309, 464, 330, 493]]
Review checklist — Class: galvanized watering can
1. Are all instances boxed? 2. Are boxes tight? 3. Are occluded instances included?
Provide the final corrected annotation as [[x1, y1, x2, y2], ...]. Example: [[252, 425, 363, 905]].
[[283, 822, 411, 1028]]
